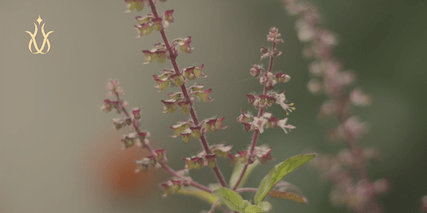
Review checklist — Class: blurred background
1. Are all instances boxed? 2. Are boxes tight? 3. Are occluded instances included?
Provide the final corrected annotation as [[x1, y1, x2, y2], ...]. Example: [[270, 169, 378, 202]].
[[1, 0, 426, 212]]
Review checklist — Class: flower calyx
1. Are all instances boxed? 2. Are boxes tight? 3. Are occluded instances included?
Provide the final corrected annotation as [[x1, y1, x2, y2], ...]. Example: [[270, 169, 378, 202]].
[[204, 117, 227, 132]]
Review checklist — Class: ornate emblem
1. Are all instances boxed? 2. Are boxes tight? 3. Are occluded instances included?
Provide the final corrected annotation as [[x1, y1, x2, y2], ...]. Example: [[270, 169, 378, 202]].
[[25, 16, 54, 54]]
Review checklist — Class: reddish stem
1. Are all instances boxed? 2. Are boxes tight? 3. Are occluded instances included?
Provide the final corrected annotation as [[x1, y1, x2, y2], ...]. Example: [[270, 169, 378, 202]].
[[114, 93, 212, 193], [232, 42, 277, 191], [147, 0, 228, 188]]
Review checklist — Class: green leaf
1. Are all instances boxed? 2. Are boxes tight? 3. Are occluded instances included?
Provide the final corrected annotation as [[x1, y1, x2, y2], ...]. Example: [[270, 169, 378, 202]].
[[229, 160, 260, 189], [254, 153, 316, 204], [268, 181, 308, 203], [244, 205, 263, 213], [214, 187, 244, 212], [257, 201, 272, 212], [242, 200, 251, 210], [176, 186, 218, 204]]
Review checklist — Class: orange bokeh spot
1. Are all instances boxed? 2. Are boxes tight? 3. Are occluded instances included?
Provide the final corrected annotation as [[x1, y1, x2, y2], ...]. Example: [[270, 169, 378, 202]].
[[88, 131, 159, 199]]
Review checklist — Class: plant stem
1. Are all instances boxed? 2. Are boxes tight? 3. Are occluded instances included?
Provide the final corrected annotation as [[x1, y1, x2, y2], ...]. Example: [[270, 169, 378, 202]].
[[208, 198, 220, 213], [147, 0, 228, 188], [235, 188, 258, 193], [231, 42, 277, 191], [115, 93, 212, 194]]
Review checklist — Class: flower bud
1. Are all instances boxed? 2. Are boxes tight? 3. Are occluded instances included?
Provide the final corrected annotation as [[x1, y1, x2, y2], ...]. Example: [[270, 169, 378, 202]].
[[139, 131, 150, 143], [102, 99, 113, 112], [276, 72, 290, 83], [164, 10, 174, 23], [260, 47, 269, 54], [180, 128, 192, 143], [205, 117, 227, 132], [135, 158, 151, 173], [155, 149, 166, 161], [236, 110, 252, 123], [183, 66, 196, 80], [246, 94, 256, 104], [238, 151, 248, 163], [153, 77, 170, 92], [170, 121, 192, 138], [193, 64, 206, 78], [242, 122, 252, 132], [205, 154, 217, 168], [125, 117, 132, 126], [170, 180, 182, 191], [272, 49, 282, 57], [211, 144, 233, 158], [250, 66, 260, 77], [161, 99, 179, 114], [132, 108, 141, 119], [160, 181, 174, 196], [125, 0, 145, 12], [169, 73, 185, 87], [228, 154, 240, 166], [136, 15, 153, 24], [112, 118, 126, 130], [191, 157, 204, 170], [183, 157, 195, 169], [153, 17, 163, 31], [257, 148, 273, 165], [149, 155, 157, 167], [266, 117, 279, 129], [193, 88, 214, 102], [142, 50, 158, 64], [178, 101, 191, 114], [190, 126, 203, 139]]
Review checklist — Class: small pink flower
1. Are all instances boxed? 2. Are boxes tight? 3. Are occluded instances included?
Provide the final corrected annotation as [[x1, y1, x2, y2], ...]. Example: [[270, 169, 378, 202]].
[[163, 10, 174, 23], [107, 79, 124, 96], [276, 72, 290, 83], [349, 88, 371, 107], [236, 110, 252, 123], [278, 118, 296, 134]]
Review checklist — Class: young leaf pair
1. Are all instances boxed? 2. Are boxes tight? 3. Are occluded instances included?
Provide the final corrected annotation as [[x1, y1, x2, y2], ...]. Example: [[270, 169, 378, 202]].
[[214, 153, 316, 212]]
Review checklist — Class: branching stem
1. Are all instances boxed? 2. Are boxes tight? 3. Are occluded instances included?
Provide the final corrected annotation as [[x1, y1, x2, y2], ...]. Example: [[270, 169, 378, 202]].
[[115, 93, 212, 194], [231, 42, 277, 191], [147, 0, 228, 188]]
